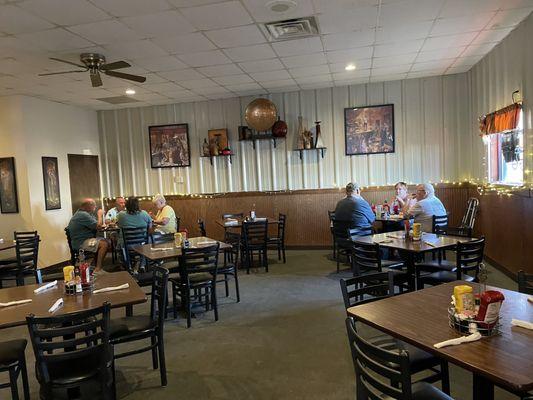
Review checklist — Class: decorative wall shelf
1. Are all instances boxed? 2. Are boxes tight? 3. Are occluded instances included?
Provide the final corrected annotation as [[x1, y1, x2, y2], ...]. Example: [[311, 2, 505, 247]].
[[200, 153, 234, 165], [239, 136, 285, 149], [294, 147, 327, 160]]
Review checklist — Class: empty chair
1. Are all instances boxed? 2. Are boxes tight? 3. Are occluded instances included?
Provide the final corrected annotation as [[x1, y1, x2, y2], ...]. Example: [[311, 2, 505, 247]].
[[242, 220, 268, 274], [0, 233, 40, 287], [222, 213, 243, 219], [432, 214, 449, 234], [0, 231, 38, 265], [0, 339, 29, 400], [340, 271, 394, 309], [26, 303, 114, 400], [197, 219, 206, 237], [268, 213, 287, 263], [518, 270, 533, 295], [218, 231, 241, 302], [109, 266, 169, 387], [345, 318, 453, 400], [121, 226, 150, 274], [170, 243, 220, 327], [446, 197, 479, 237]]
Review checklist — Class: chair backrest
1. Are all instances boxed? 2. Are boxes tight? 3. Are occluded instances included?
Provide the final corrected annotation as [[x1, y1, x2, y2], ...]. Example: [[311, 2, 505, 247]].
[[455, 237, 485, 280], [332, 220, 352, 238], [14, 231, 38, 241], [348, 226, 373, 237], [277, 213, 287, 241], [461, 197, 479, 230], [26, 303, 112, 385], [517, 270, 533, 295], [179, 243, 220, 283], [242, 220, 268, 248], [222, 213, 243, 219], [351, 241, 382, 276], [327, 210, 335, 222], [175, 216, 180, 232], [224, 231, 241, 266], [122, 226, 150, 269], [345, 317, 412, 400], [432, 214, 449, 234], [151, 232, 174, 245], [340, 271, 394, 311], [64, 227, 76, 264], [197, 219, 206, 237], [151, 267, 169, 331], [15, 235, 39, 273]]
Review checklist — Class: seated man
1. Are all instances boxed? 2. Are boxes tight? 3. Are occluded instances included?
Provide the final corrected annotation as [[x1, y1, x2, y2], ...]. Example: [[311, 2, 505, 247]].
[[105, 196, 126, 223], [67, 198, 108, 273], [333, 182, 375, 237], [408, 183, 446, 232], [151, 194, 177, 234]]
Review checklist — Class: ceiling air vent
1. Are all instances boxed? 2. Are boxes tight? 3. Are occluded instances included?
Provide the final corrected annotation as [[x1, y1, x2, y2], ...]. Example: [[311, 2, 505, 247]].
[[263, 16, 319, 41], [96, 96, 140, 105]]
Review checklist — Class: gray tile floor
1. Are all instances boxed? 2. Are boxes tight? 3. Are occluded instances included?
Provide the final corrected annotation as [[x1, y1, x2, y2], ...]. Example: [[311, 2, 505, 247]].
[[1, 250, 521, 399]]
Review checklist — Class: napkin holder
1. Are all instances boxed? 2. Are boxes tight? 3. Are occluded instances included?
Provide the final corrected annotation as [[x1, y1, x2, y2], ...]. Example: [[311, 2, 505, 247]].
[[448, 307, 500, 337]]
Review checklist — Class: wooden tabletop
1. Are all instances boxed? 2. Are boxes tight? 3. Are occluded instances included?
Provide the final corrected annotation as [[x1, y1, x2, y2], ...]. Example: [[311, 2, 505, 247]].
[[354, 231, 474, 253], [0, 271, 146, 329], [215, 217, 279, 229], [347, 281, 533, 393], [0, 240, 16, 252], [133, 236, 232, 261]]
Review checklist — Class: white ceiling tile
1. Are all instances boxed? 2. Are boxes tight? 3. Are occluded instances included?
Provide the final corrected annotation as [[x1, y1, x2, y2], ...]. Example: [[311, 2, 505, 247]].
[[17, 28, 94, 51], [332, 69, 371, 80], [379, 0, 444, 25], [281, 53, 327, 68], [192, 86, 230, 95], [179, 78, 218, 89], [376, 21, 433, 44], [197, 63, 243, 77], [151, 33, 216, 55], [415, 46, 466, 62], [374, 40, 424, 57], [499, 0, 533, 10], [431, 12, 497, 37], [445, 66, 473, 74], [212, 74, 253, 85], [178, 50, 232, 67], [143, 82, 184, 93], [271, 37, 324, 57], [104, 40, 168, 59], [180, 1, 253, 30], [329, 60, 372, 72], [0, 5, 54, 34], [224, 82, 262, 92], [410, 60, 451, 72], [461, 43, 496, 58], [289, 64, 331, 78], [260, 78, 297, 88], [132, 92, 170, 101], [323, 30, 376, 51], [371, 65, 411, 75], [326, 47, 374, 63], [451, 55, 484, 67], [69, 20, 143, 45], [472, 28, 514, 44], [18, 0, 110, 26], [241, 0, 314, 23], [143, 73, 169, 84], [370, 73, 408, 82], [299, 82, 335, 90], [294, 74, 333, 85], [422, 32, 478, 51], [439, 0, 503, 18], [407, 69, 444, 78], [205, 24, 266, 48], [373, 53, 418, 68], [489, 8, 533, 29], [239, 58, 285, 73], [223, 44, 277, 62], [120, 11, 196, 38], [268, 85, 300, 93], [163, 89, 197, 97], [313, 0, 378, 13], [168, 0, 223, 6], [318, 7, 378, 34], [89, 0, 172, 17], [157, 69, 205, 82], [250, 70, 292, 82], [129, 56, 188, 72], [334, 77, 370, 86]]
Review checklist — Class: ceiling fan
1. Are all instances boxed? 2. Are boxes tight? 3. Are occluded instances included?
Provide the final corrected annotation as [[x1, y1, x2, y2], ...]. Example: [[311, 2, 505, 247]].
[[38, 53, 146, 87]]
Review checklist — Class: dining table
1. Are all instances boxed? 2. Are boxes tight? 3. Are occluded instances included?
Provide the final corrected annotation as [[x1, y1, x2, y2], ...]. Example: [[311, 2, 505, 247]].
[[347, 281, 533, 399], [353, 230, 475, 290], [0, 240, 16, 252], [0, 271, 146, 329]]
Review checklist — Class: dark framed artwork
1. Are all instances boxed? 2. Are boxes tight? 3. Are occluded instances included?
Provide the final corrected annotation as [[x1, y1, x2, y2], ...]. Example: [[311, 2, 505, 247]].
[[208, 128, 229, 155], [344, 104, 395, 156], [0, 157, 19, 213], [42, 156, 61, 210], [149, 123, 191, 168]]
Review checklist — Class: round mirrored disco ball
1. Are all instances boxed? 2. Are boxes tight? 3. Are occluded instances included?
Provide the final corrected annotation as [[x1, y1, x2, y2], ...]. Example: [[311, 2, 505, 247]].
[[245, 98, 278, 132]]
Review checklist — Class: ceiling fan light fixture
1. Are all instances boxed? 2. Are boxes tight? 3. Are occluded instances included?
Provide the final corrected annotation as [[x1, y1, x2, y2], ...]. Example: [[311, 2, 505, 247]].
[[345, 63, 356, 71]]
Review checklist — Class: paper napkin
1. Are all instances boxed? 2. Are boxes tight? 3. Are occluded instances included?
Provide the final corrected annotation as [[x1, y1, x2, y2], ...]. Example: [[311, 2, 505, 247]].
[[34, 280, 57, 294], [93, 283, 129, 294], [0, 299, 32, 307], [434, 332, 482, 348]]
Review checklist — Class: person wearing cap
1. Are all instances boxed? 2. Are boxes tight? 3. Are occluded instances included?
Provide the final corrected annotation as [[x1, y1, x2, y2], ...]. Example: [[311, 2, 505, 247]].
[[333, 182, 375, 237], [407, 183, 446, 232]]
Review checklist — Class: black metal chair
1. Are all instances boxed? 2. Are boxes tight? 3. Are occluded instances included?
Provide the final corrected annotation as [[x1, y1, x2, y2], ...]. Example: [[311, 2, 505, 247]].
[[121, 226, 150, 275], [267, 213, 287, 263], [170, 243, 220, 327], [65, 227, 98, 267], [417, 237, 485, 288], [222, 213, 244, 219], [333, 222, 373, 273], [175, 216, 180, 232], [328, 211, 336, 259], [0, 231, 38, 265], [518, 270, 533, 295], [345, 317, 453, 400], [0, 233, 41, 287], [197, 219, 206, 237], [26, 303, 115, 400], [109, 266, 169, 387], [340, 271, 394, 309], [218, 231, 241, 302], [242, 220, 268, 274], [0, 339, 29, 400]]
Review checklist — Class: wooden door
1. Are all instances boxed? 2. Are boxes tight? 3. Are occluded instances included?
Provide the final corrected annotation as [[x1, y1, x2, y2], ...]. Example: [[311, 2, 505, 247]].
[[67, 154, 101, 213]]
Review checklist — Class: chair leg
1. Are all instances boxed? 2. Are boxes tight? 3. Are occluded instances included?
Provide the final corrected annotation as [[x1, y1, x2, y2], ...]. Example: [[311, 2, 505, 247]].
[[211, 284, 219, 322], [234, 271, 241, 303], [151, 336, 158, 370], [264, 249, 269, 272], [19, 355, 30, 400], [172, 283, 178, 320], [157, 332, 167, 387], [277, 243, 281, 261], [186, 289, 192, 328], [440, 360, 450, 394], [224, 274, 229, 297], [9, 366, 19, 400], [282, 243, 286, 263], [125, 305, 133, 317]]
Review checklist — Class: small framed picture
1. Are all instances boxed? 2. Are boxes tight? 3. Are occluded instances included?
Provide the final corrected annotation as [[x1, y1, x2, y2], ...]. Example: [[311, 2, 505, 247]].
[[149, 123, 191, 168], [0, 157, 19, 213], [208, 128, 229, 155], [344, 104, 395, 156], [42, 157, 61, 210]]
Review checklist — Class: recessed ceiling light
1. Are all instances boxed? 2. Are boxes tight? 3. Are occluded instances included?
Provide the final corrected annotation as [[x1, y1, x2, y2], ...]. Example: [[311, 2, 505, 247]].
[[266, 0, 297, 13], [125, 89, 135, 95], [345, 64, 356, 71]]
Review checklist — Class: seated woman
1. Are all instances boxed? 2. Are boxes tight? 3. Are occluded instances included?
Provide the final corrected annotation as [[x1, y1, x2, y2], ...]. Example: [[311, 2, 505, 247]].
[[117, 197, 152, 243], [394, 181, 417, 213], [150, 194, 177, 234]]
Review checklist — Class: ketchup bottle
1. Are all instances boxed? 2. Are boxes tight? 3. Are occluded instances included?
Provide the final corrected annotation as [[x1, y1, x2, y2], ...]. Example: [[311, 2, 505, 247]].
[[476, 290, 505, 327]]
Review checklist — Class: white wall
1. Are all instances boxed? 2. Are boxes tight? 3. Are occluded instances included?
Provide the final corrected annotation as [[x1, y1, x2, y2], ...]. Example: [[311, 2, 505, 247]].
[[0, 96, 100, 266], [98, 73, 472, 197]]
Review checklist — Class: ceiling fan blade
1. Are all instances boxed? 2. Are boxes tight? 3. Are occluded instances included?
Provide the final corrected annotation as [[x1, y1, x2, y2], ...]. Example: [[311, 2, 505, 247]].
[[100, 60, 131, 71], [90, 72, 103, 87], [104, 70, 146, 83], [49, 57, 86, 69], [38, 70, 86, 76]]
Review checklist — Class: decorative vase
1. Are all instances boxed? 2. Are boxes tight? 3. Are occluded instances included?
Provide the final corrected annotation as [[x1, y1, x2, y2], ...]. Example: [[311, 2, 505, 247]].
[[297, 116, 305, 149], [314, 120, 325, 148]]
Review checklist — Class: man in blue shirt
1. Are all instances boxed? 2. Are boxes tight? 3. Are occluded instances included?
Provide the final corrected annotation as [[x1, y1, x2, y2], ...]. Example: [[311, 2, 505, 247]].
[[333, 182, 375, 237], [67, 198, 109, 273]]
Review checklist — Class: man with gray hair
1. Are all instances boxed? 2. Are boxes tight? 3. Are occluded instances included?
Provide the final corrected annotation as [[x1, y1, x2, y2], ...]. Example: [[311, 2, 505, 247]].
[[333, 182, 375, 236], [150, 194, 177, 234], [407, 183, 446, 232]]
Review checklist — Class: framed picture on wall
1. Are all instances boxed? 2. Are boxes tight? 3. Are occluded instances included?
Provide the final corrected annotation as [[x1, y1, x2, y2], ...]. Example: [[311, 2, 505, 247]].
[[344, 104, 395, 156], [208, 128, 229, 155], [42, 156, 61, 210], [0, 157, 19, 213], [149, 123, 191, 168]]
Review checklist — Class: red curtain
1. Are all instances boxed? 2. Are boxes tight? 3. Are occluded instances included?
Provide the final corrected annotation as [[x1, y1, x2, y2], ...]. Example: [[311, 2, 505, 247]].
[[479, 103, 522, 135]]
